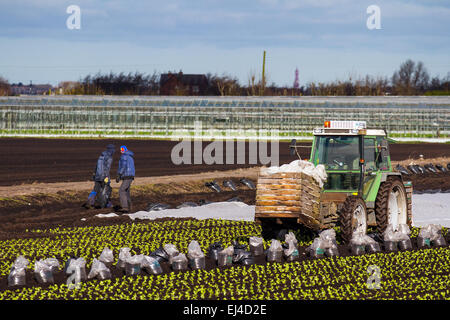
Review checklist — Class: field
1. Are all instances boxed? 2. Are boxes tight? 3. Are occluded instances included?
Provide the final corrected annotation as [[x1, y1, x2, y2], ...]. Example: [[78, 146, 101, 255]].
[[0, 218, 449, 300], [0, 138, 449, 300]]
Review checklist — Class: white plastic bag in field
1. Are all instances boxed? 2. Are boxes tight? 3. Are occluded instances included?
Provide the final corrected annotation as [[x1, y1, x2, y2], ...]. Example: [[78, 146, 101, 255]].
[[124, 254, 143, 276], [283, 239, 298, 257], [384, 224, 411, 242], [163, 244, 179, 256], [42, 258, 60, 273], [127, 254, 144, 265], [308, 237, 326, 255], [249, 236, 263, 247], [8, 256, 29, 287], [319, 229, 338, 248], [141, 255, 163, 275], [117, 247, 132, 268], [220, 246, 234, 256], [118, 247, 131, 261], [88, 258, 111, 280], [13, 256, 29, 269], [34, 260, 54, 284], [268, 239, 282, 252], [397, 224, 411, 241], [65, 257, 87, 282], [187, 240, 204, 259], [171, 253, 188, 271], [351, 231, 376, 245], [285, 232, 298, 247], [419, 224, 442, 241], [172, 253, 188, 263], [99, 247, 114, 265], [164, 244, 180, 264]]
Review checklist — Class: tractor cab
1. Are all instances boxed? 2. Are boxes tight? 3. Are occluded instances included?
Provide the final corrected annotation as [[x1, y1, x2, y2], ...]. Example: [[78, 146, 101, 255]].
[[310, 120, 391, 197]]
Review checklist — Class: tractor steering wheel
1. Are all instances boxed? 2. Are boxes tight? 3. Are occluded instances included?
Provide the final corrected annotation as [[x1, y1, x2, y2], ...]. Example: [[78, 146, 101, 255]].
[[333, 157, 346, 168], [326, 157, 346, 169]]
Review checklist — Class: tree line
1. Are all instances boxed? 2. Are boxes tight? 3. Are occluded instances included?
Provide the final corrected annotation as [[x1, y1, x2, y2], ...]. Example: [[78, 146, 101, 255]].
[[1, 59, 449, 96]]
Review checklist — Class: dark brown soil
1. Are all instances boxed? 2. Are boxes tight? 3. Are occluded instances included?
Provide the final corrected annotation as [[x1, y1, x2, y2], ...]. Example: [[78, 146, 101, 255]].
[[1, 138, 449, 186], [405, 172, 450, 192]]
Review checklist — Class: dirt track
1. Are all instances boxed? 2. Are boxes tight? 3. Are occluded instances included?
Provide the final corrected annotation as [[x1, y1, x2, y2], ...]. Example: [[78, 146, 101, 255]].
[[0, 167, 259, 198], [1, 138, 449, 186]]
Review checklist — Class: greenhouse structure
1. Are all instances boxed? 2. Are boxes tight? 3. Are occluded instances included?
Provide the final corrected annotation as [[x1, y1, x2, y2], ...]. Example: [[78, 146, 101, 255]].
[[0, 96, 449, 139]]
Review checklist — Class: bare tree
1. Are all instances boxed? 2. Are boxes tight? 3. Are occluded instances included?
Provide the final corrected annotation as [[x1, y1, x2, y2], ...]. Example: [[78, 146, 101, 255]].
[[211, 73, 240, 96], [392, 59, 430, 95], [247, 70, 258, 96], [0, 76, 11, 96]]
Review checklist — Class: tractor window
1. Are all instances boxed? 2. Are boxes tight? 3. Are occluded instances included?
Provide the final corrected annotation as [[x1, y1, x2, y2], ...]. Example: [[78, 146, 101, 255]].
[[376, 137, 390, 170], [364, 138, 376, 171], [314, 136, 360, 170]]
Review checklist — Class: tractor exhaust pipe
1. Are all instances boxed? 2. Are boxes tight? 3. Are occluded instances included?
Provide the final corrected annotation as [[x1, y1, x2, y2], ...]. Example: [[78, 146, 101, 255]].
[[289, 139, 302, 160], [358, 135, 365, 195], [289, 139, 297, 156]]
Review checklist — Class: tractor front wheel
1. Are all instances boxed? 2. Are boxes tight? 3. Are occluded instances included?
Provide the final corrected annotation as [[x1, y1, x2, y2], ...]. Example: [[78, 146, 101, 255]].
[[339, 195, 368, 243]]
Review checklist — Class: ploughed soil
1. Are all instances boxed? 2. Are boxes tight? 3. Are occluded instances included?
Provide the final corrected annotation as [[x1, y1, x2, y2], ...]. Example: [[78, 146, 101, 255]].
[[0, 138, 300, 186], [405, 172, 450, 192], [1, 137, 449, 186]]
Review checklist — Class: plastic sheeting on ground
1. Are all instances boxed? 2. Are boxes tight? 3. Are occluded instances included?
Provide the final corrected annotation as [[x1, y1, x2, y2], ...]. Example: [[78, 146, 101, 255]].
[[94, 193, 449, 225], [412, 193, 450, 227], [113, 202, 255, 222]]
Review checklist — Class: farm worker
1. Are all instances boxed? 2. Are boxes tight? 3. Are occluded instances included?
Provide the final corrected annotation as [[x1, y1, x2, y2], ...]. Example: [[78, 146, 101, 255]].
[[84, 144, 115, 209], [116, 145, 135, 213]]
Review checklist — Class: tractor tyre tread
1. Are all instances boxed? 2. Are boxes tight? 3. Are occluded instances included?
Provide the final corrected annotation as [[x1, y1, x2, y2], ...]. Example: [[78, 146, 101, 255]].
[[339, 195, 366, 244], [375, 176, 403, 234]]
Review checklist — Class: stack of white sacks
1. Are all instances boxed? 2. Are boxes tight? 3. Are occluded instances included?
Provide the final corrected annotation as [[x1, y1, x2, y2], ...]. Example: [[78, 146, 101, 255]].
[[261, 160, 327, 188]]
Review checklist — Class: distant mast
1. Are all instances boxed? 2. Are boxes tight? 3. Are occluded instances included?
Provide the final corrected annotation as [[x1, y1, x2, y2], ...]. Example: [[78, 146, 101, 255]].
[[293, 68, 299, 89]]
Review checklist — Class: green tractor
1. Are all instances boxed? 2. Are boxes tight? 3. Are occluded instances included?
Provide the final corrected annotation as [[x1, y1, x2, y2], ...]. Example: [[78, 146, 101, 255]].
[[256, 120, 412, 243]]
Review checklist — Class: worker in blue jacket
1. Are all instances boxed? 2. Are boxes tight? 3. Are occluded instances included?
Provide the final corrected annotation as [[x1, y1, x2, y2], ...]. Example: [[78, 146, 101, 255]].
[[116, 145, 135, 213], [84, 144, 115, 209]]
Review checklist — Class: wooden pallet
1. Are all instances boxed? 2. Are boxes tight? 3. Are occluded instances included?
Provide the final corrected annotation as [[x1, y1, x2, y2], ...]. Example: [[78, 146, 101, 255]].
[[255, 169, 322, 229]]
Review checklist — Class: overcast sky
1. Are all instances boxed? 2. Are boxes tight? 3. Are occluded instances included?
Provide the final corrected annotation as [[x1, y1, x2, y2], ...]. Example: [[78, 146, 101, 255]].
[[0, 0, 449, 86]]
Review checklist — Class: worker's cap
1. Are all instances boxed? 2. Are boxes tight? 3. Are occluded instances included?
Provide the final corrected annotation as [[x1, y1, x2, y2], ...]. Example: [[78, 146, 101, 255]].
[[120, 145, 127, 153]]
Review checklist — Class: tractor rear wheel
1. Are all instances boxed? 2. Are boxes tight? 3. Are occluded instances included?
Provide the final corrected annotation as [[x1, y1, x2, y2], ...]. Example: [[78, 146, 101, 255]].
[[375, 177, 408, 234], [339, 195, 368, 243]]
